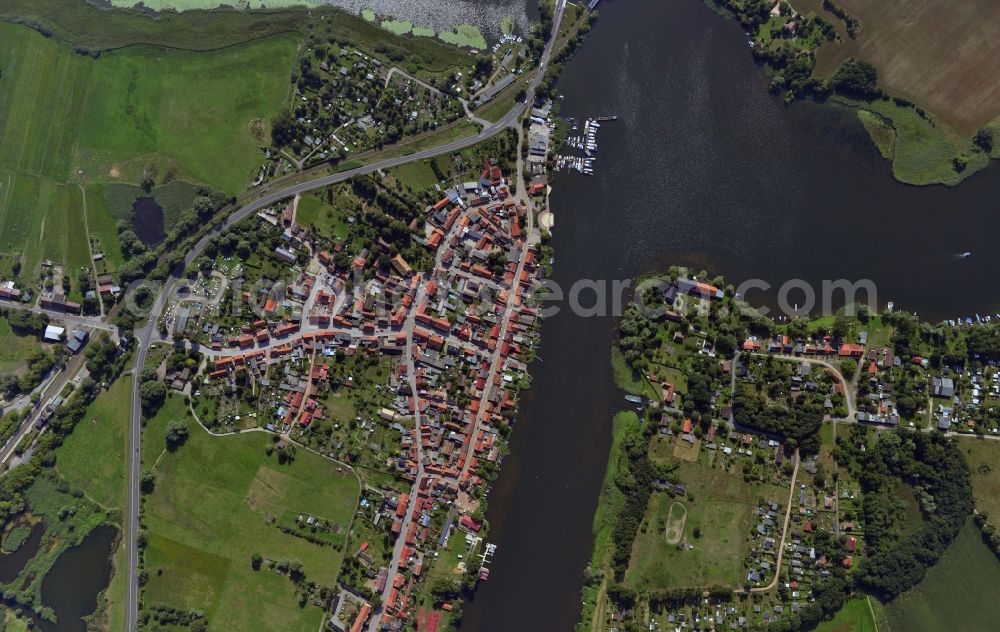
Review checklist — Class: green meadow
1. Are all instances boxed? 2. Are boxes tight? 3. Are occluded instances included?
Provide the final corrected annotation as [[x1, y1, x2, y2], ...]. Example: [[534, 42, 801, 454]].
[[74, 36, 298, 193], [0, 316, 49, 377], [56, 377, 133, 512], [140, 394, 360, 630], [0, 20, 297, 280]]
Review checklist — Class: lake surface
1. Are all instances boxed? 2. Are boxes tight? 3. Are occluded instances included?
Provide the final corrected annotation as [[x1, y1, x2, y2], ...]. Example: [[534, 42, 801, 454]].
[[461, 1, 1000, 630], [132, 196, 166, 246]]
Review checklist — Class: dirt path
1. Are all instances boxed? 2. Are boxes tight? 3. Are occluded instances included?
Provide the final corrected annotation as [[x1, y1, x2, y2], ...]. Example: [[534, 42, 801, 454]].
[[747, 449, 799, 593], [77, 182, 103, 316]]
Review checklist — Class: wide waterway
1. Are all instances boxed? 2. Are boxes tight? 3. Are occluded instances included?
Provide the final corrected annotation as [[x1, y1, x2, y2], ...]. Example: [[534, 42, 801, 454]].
[[460, 0, 1000, 630]]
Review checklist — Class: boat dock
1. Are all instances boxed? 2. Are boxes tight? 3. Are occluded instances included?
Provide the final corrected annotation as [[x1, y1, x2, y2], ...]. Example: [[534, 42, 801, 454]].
[[555, 115, 616, 176]]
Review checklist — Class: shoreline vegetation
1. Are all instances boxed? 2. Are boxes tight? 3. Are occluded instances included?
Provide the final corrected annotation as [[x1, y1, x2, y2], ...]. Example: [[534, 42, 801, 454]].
[[40, 0, 495, 51], [704, 0, 1000, 187]]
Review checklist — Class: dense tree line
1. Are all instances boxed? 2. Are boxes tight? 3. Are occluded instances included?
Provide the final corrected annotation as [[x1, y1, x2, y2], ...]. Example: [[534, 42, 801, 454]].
[[829, 58, 881, 100], [855, 431, 972, 599], [618, 304, 657, 366], [4, 309, 48, 336]]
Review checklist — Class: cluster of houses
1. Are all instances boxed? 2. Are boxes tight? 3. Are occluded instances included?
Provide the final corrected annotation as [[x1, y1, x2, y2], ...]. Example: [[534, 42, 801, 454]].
[[182, 161, 541, 630]]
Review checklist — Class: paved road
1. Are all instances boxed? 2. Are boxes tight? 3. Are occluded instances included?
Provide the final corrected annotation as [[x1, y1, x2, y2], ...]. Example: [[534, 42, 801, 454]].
[[0, 301, 116, 333], [123, 3, 566, 627]]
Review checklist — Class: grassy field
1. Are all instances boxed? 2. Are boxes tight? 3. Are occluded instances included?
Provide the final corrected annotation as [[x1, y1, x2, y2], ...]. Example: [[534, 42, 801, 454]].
[[816, 597, 878, 632], [56, 377, 132, 511], [859, 99, 987, 186], [0, 20, 298, 281], [0, 317, 45, 376], [625, 457, 785, 591], [626, 487, 742, 588], [883, 519, 1000, 632], [812, 0, 1000, 136], [388, 159, 442, 194], [295, 193, 352, 242], [141, 393, 360, 631], [75, 35, 298, 194], [962, 439, 1000, 521], [83, 183, 126, 274]]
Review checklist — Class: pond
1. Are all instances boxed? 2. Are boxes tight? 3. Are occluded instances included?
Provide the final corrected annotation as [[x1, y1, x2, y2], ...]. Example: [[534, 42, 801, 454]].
[[0, 521, 44, 585], [132, 196, 166, 246], [36, 524, 118, 632], [1, 524, 118, 632]]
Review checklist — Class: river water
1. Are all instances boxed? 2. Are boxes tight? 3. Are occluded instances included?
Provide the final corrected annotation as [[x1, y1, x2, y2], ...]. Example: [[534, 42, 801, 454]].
[[460, 0, 1000, 630]]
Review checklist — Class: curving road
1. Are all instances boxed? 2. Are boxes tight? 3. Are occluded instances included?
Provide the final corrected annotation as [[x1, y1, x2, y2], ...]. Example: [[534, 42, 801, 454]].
[[124, 3, 565, 628]]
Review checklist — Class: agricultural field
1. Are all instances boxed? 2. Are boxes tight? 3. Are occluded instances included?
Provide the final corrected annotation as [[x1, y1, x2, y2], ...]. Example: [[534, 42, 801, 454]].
[[74, 36, 298, 194], [812, 0, 1000, 136], [140, 393, 361, 631], [55, 377, 133, 511], [883, 520, 1000, 632]]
